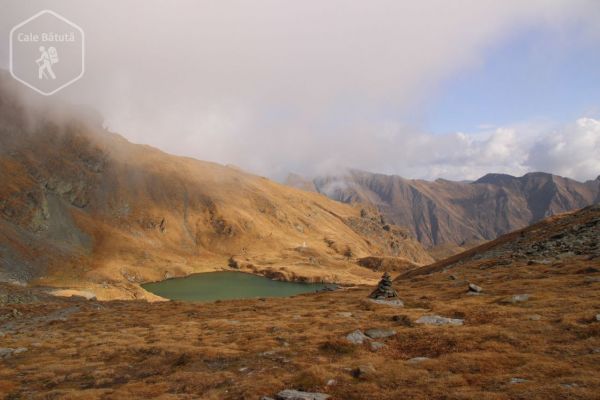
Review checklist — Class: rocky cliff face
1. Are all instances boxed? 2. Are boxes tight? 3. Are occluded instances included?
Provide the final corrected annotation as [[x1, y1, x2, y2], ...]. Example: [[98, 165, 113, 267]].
[[288, 169, 600, 248], [0, 72, 432, 298]]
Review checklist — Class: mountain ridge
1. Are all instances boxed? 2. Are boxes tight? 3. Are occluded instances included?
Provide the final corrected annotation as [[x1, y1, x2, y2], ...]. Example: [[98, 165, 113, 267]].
[[0, 72, 433, 299], [287, 168, 600, 249]]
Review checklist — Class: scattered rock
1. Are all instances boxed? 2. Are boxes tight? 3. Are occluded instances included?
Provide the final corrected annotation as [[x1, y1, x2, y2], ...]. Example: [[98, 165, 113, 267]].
[[509, 294, 530, 303], [468, 283, 483, 293], [369, 272, 398, 299], [596, 313, 600, 322], [326, 379, 336, 386], [369, 299, 404, 307], [0, 347, 27, 359], [346, 330, 369, 344], [391, 314, 413, 327], [416, 315, 464, 326], [336, 312, 353, 318], [510, 378, 528, 384], [369, 341, 385, 351], [561, 383, 578, 389], [276, 390, 330, 400], [407, 357, 430, 364], [364, 328, 396, 339], [527, 314, 542, 321]]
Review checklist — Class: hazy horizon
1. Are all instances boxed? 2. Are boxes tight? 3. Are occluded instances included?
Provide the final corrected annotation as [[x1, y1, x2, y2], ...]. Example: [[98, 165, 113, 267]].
[[1, 0, 599, 182]]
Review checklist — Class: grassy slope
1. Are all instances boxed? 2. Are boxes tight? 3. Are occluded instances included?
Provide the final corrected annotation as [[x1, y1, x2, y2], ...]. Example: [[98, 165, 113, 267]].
[[0, 74, 433, 300], [0, 206, 598, 399]]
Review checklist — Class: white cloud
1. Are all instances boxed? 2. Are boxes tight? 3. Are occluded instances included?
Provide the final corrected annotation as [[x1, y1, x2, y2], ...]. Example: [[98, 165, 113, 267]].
[[0, 1, 599, 181], [527, 118, 600, 181], [365, 118, 600, 182]]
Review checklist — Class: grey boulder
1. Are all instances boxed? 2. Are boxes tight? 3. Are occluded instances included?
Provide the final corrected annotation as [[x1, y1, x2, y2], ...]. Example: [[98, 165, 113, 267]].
[[416, 315, 464, 326], [276, 390, 330, 400], [369, 341, 385, 351], [508, 294, 530, 303], [407, 357, 430, 363], [364, 328, 396, 339], [346, 330, 369, 344], [369, 299, 404, 307], [468, 283, 483, 293]]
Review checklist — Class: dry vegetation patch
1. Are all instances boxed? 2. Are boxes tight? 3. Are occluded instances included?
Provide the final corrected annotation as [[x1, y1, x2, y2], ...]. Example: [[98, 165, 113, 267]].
[[1, 247, 599, 399]]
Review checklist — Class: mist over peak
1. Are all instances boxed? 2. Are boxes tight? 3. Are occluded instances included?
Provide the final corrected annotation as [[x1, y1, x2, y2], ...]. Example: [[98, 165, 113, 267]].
[[1, 1, 599, 182]]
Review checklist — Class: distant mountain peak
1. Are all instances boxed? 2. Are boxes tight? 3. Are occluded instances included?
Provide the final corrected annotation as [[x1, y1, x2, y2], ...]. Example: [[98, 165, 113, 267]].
[[474, 171, 560, 185], [294, 169, 600, 248], [473, 173, 517, 185]]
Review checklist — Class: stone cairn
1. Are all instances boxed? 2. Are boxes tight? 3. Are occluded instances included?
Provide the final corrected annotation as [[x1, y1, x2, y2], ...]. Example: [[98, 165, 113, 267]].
[[369, 272, 398, 299]]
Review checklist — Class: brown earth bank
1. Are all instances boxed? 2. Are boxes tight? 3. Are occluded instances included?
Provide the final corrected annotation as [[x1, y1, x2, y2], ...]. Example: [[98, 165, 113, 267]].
[[0, 71, 432, 300], [287, 169, 600, 248], [1, 205, 599, 399]]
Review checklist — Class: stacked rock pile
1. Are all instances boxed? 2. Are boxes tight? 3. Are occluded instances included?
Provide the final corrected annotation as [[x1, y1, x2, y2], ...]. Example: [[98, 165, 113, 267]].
[[369, 272, 398, 299]]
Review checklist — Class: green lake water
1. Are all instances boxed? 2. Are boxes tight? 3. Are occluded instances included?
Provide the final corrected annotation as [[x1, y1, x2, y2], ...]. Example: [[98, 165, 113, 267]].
[[142, 271, 335, 302]]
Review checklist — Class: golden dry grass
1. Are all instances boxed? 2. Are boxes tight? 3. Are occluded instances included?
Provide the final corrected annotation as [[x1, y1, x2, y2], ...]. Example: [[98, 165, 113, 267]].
[[0, 106, 433, 300], [1, 253, 599, 399]]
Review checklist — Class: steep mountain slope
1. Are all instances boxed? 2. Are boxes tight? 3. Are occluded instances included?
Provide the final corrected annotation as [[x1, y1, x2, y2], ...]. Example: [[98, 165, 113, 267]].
[[289, 170, 600, 248], [0, 73, 432, 299]]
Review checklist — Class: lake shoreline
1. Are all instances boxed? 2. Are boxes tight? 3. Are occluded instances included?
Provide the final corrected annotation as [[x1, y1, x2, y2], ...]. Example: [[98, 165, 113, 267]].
[[141, 270, 341, 303]]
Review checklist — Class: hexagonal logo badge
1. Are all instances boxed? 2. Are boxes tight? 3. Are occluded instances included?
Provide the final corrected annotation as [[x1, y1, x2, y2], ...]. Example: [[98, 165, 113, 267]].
[[10, 10, 85, 96]]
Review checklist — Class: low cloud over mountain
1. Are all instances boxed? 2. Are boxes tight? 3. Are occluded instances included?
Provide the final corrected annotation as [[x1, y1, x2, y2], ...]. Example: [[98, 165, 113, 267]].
[[1, 0, 599, 181]]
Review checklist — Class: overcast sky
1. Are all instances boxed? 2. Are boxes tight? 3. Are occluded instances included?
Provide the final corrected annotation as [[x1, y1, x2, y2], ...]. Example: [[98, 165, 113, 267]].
[[1, 0, 599, 181]]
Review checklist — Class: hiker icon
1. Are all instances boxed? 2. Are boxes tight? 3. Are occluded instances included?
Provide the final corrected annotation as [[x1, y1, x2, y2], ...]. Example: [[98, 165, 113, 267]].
[[36, 46, 59, 80]]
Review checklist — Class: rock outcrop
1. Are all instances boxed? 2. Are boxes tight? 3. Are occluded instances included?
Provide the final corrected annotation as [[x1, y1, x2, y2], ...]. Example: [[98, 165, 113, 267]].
[[415, 315, 464, 326]]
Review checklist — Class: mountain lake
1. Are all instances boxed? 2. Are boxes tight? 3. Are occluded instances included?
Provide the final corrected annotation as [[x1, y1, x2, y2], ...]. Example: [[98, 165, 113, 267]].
[[142, 271, 335, 302]]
